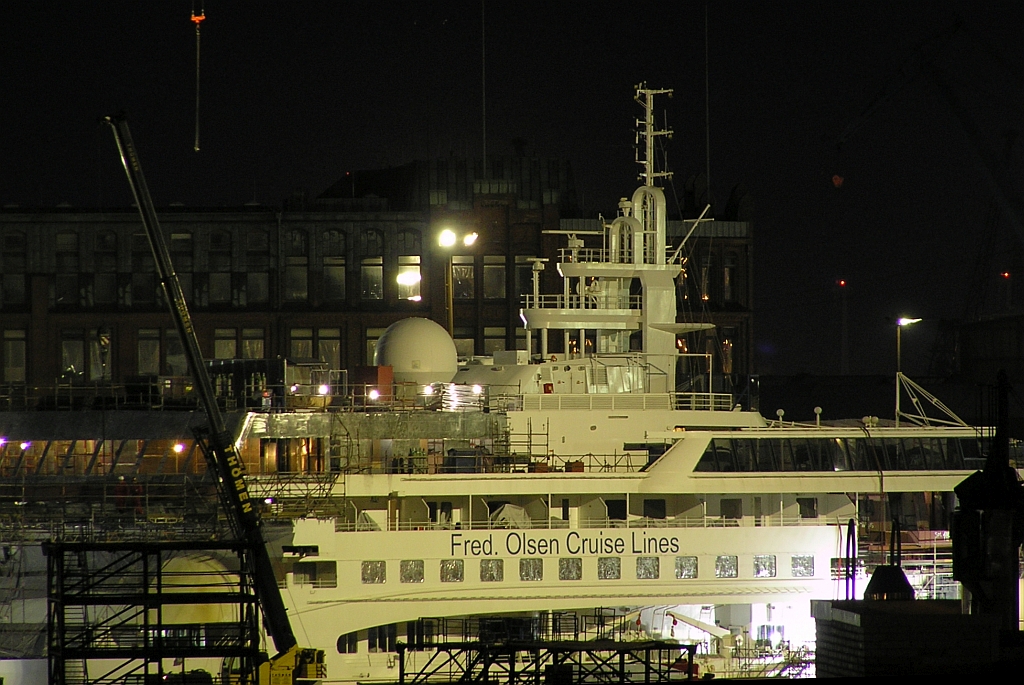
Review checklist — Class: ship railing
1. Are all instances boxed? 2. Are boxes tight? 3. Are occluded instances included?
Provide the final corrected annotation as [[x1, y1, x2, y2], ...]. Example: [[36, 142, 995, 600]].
[[522, 293, 643, 310]]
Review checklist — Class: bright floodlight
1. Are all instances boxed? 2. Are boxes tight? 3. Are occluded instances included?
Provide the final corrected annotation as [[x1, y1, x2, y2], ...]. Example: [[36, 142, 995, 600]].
[[463, 232, 478, 246], [290, 384, 300, 393], [318, 384, 330, 396], [368, 388, 380, 401], [20, 441, 31, 451], [173, 443, 185, 453], [407, 295, 422, 301], [439, 229, 457, 247], [897, 317, 922, 327], [396, 271, 421, 286], [472, 384, 483, 395], [422, 385, 434, 395]]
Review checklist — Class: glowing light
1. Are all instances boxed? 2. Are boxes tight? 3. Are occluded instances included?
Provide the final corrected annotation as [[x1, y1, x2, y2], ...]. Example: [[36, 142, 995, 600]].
[[438, 229, 457, 247], [396, 271, 422, 286], [264, 497, 274, 505], [407, 295, 422, 301], [838, 279, 847, 287], [472, 384, 483, 395], [20, 442, 31, 451], [422, 385, 434, 395], [897, 317, 922, 327], [463, 232, 478, 246], [318, 384, 330, 396], [0, 437, 6, 446], [1003, 271, 1011, 279], [368, 388, 380, 401], [173, 443, 185, 453], [290, 384, 300, 393]]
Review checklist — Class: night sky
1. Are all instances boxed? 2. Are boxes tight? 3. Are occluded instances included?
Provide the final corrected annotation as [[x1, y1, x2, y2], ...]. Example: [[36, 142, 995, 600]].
[[3, 2, 1021, 377]]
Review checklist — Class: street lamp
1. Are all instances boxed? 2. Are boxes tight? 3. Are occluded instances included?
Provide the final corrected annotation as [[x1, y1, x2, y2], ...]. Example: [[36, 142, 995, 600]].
[[895, 317, 921, 426], [438, 229, 478, 336]]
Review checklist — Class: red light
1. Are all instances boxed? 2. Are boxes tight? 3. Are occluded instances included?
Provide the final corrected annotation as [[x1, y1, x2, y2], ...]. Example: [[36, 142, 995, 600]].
[[837, 279, 847, 287], [832, 174, 844, 188], [1002, 272, 1011, 279]]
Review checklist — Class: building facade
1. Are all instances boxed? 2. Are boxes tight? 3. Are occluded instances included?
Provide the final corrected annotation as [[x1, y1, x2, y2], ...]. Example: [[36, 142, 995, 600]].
[[0, 157, 753, 394]]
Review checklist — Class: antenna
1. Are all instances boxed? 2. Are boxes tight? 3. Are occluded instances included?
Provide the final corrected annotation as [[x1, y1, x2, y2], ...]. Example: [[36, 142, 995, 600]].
[[634, 84, 673, 186], [191, 1, 206, 152], [481, 0, 487, 175]]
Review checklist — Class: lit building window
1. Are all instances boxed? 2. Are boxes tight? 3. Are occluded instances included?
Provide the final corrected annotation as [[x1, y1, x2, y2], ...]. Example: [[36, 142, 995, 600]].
[[138, 329, 160, 376], [397, 255, 421, 301], [290, 328, 313, 359], [284, 229, 308, 303], [792, 555, 815, 578], [361, 257, 384, 300], [318, 328, 341, 369], [214, 328, 236, 359], [242, 328, 264, 359], [452, 255, 475, 299], [483, 255, 506, 299]]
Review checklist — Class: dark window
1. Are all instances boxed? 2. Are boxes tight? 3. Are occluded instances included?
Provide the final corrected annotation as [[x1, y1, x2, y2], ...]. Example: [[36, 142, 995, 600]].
[[643, 499, 666, 519], [797, 497, 818, 519], [721, 498, 743, 519], [368, 624, 397, 653], [337, 632, 358, 653], [607, 499, 627, 520], [323, 230, 347, 302]]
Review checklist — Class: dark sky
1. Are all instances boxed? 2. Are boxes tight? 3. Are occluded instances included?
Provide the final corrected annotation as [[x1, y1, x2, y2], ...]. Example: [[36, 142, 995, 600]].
[[2, 2, 1022, 377]]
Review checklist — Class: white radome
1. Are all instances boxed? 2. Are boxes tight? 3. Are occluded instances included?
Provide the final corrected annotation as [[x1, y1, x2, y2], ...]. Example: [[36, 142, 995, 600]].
[[373, 317, 458, 384]]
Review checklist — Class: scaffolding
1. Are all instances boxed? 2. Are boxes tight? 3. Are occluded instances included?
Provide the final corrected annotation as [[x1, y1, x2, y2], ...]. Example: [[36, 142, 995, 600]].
[[45, 540, 262, 685]]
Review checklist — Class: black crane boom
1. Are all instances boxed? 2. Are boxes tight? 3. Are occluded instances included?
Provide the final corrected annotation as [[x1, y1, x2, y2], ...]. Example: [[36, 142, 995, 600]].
[[104, 114, 297, 656]]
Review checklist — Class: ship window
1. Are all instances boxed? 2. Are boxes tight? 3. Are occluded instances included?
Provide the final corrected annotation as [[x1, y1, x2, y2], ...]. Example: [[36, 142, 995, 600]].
[[368, 623, 397, 653], [636, 557, 660, 580], [440, 559, 464, 583], [606, 500, 626, 520], [519, 558, 543, 581], [715, 555, 738, 578], [293, 561, 337, 588], [361, 560, 386, 584], [400, 560, 424, 583], [406, 619, 432, 650], [480, 559, 504, 582], [792, 555, 815, 578], [797, 497, 818, 519], [561, 498, 570, 521], [559, 558, 582, 581], [754, 555, 776, 578], [337, 632, 358, 653], [597, 557, 620, 580], [643, 499, 666, 520], [720, 499, 742, 520], [675, 556, 698, 579]]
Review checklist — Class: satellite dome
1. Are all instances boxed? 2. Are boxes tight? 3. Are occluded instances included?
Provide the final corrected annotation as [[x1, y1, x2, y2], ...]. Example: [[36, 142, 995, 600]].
[[374, 317, 458, 384]]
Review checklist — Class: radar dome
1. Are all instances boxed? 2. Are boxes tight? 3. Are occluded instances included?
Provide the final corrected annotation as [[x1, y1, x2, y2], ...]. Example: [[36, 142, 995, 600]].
[[374, 317, 458, 384]]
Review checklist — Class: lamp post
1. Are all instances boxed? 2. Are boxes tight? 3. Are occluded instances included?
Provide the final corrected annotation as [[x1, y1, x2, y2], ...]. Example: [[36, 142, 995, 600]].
[[438, 229, 478, 337], [895, 317, 921, 427]]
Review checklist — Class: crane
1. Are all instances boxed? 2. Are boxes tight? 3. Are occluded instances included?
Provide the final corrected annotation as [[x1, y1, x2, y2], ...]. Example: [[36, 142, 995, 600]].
[[104, 114, 324, 683]]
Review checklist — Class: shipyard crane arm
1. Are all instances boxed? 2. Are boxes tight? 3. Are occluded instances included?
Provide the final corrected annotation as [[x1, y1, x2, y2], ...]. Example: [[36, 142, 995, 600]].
[[104, 115, 323, 682]]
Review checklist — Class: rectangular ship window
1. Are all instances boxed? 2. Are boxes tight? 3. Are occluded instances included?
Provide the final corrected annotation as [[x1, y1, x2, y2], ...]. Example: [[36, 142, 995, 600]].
[[559, 558, 582, 581], [715, 555, 738, 578], [440, 559, 464, 583], [401, 560, 424, 583], [675, 556, 698, 579], [480, 559, 504, 582], [792, 555, 815, 577], [361, 560, 386, 584], [598, 557, 621, 580], [636, 557, 660, 580], [754, 554, 776, 578], [519, 558, 543, 581]]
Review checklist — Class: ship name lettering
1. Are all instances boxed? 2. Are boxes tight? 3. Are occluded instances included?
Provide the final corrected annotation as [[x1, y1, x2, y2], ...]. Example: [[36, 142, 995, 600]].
[[505, 532, 559, 556], [565, 531, 625, 555], [450, 533, 494, 556], [631, 531, 680, 554]]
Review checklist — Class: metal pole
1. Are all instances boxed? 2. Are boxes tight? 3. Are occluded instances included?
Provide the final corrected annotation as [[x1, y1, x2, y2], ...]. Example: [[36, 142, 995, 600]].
[[895, 325, 901, 427], [446, 256, 454, 336]]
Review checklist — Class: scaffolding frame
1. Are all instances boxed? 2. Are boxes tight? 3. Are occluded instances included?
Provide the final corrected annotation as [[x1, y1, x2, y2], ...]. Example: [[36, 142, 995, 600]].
[[46, 540, 263, 685]]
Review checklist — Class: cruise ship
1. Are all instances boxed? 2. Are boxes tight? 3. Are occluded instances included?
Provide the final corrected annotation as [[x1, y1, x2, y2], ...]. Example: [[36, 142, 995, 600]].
[[0, 85, 990, 683]]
